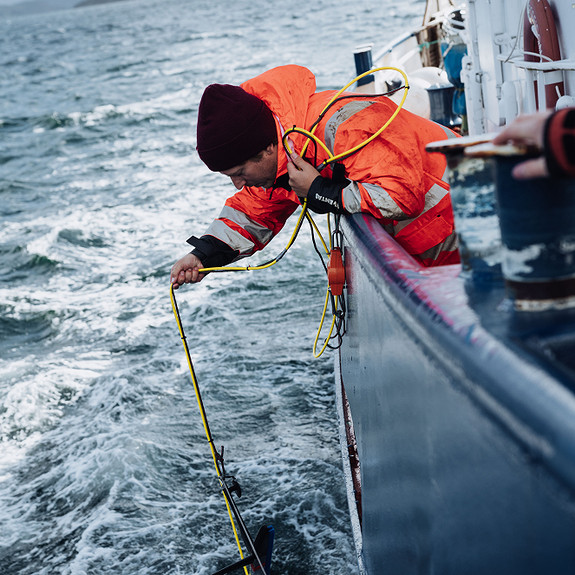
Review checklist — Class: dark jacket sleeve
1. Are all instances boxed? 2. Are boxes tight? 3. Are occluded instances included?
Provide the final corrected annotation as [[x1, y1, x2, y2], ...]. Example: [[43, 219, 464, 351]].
[[544, 108, 575, 177], [304, 163, 349, 214], [305, 176, 346, 214], [187, 235, 239, 268]]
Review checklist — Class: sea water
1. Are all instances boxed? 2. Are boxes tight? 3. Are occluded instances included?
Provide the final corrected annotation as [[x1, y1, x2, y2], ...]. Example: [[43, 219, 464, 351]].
[[0, 0, 425, 573]]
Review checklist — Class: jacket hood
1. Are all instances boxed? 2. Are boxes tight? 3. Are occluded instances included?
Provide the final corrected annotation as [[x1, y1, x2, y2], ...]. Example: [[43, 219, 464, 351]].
[[241, 65, 317, 181], [241, 65, 316, 132]]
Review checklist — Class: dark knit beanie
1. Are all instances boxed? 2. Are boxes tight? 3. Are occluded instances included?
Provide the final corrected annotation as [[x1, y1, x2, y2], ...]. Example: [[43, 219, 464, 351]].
[[196, 84, 277, 172]]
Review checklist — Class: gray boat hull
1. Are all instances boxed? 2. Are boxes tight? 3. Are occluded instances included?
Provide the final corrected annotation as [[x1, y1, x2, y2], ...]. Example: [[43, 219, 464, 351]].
[[337, 214, 575, 574]]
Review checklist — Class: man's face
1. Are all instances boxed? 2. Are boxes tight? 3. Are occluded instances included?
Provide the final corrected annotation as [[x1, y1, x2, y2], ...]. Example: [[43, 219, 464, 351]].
[[220, 143, 278, 190]]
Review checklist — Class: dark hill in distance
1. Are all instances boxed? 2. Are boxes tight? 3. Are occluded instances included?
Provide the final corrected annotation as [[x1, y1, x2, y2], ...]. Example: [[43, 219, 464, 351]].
[[75, 0, 125, 7], [0, 0, 126, 17]]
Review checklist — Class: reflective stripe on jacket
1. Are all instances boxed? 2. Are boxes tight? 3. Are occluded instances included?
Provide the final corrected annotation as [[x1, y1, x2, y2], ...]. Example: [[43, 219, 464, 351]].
[[310, 92, 459, 263], [194, 65, 460, 267]]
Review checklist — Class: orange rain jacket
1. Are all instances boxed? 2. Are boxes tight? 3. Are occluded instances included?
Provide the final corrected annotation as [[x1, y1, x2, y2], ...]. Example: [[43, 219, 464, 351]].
[[189, 65, 460, 267]]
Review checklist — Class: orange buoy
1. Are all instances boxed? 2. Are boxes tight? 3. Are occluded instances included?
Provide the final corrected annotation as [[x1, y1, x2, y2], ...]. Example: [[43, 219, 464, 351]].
[[327, 247, 346, 296]]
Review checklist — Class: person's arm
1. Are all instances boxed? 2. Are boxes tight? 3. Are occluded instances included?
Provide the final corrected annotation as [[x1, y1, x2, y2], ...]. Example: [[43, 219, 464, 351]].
[[544, 108, 575, 178], [171, 185, 299, 287], [287, 123, 456, 264], [286, 140, 427, 221], [491, 108, 575, 179], [170, 236, 241, 288]]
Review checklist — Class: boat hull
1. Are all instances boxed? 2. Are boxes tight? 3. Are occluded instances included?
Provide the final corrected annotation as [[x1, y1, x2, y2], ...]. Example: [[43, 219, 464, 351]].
[[337, 214, 575, 574]]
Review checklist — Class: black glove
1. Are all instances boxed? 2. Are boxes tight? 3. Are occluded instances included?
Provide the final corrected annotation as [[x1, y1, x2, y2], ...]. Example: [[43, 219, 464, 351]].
[[187, 235, 239, 268], [305, 175, 347, 214]]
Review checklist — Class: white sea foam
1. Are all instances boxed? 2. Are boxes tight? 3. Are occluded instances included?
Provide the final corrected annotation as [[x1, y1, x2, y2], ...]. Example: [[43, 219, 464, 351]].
[[0, 0, 419, 572]]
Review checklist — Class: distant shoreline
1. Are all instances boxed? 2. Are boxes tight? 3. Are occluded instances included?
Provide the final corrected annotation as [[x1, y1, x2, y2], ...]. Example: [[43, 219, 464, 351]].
[[0, 0, 126, 17], [75, 0, 125, 7]]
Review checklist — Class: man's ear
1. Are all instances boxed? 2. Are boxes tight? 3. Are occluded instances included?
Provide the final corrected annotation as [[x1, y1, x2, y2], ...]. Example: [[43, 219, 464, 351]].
[[265, 142, 277, 156]]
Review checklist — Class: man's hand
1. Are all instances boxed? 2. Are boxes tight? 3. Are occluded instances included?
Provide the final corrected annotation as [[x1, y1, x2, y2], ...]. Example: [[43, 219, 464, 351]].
[[492, 112, 550, 149], [492, 112, 551, 179], [505, 156, 548, 180], [287, 153, 321, 198], [170, 253, 205, 288]]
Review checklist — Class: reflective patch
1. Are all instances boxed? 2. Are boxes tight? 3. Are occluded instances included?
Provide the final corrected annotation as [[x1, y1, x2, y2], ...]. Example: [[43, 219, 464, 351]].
[[204, 219, 255, 256], [428, 125, 459, 182], [417, 229, 459, 260], [219, 205, 274, 246], [341, 182, 362, 213], [437, 124, 459, 140], [394, 182, 449, 232], [362, 182, 405, 220], [324, 100, 376, 153]]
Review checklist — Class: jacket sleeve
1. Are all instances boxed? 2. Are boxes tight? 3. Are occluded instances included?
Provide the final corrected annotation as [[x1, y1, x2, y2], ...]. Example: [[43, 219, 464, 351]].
[[189, 185, 300, 268], [342, 124, 427, 221], [321, 99, 453, 223], [305, 138, 431, 220], [544, 108, 575, 177]]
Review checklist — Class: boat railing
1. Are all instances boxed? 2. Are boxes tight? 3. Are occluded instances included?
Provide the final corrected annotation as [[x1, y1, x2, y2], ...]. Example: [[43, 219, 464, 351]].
[[372, 30, 420, 65], [503, 56, 575, 112], [372, 21, 446, 73]]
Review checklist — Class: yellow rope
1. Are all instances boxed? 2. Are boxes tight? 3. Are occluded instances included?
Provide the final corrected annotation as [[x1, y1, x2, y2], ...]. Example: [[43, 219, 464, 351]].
[[184, 68, 409, 356], [170, 284, 249, 574], [306, 211, 330, 254], [283, 66, 410, 165], [313, 292, 339, 358], [197, 200, 311, 274]]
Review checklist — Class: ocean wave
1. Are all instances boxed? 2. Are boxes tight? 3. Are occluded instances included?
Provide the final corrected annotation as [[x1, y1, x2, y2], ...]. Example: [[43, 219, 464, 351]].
[[0, 246, 59, 283], [0, 358, 87, 469], [0, 116, 35, 133], [3, 86, 195, 141], [57, 229, 109, 249], [0, 0, 421, 572], [0, 305, 56, 344]]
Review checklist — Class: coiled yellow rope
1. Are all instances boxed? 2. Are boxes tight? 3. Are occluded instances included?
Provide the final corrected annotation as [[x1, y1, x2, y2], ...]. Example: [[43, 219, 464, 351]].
[[185, 66, 410, 356]]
